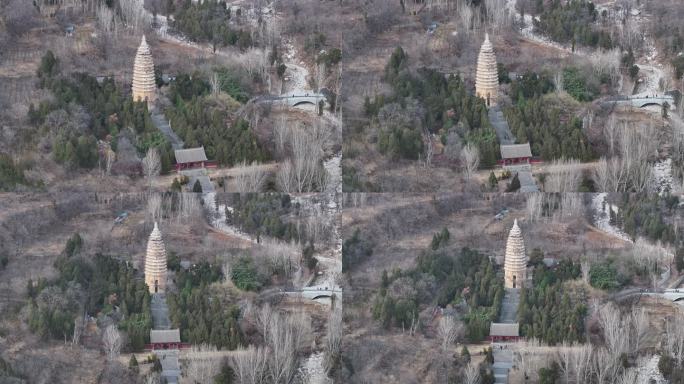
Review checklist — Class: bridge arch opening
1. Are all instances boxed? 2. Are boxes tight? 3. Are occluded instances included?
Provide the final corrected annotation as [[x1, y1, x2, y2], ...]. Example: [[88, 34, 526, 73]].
[[639, 102, 663, 108], [292, 100, 317, 107]]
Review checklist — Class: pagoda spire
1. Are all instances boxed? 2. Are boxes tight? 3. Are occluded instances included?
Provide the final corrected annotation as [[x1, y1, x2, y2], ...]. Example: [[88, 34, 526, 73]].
[[144, 221, 167, 293], [504, 219, 527, 289], [132, 35, 157, 105], [475, 32, 499, 107]]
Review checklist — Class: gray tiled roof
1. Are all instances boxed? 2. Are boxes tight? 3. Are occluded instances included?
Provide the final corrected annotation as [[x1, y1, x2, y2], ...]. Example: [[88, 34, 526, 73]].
[[500, 143, 532, 159], [174, 147, 207, 163], [489, 322, 520, 337], [150, 329, 181, 343]]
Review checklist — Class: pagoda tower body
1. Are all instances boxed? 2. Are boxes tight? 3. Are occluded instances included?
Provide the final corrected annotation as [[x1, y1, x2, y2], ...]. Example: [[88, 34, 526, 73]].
[[132, 35, 157, 104], [144, 222, 167, 293], [504, 219, 527, 289], [475, 33, 499, 107]]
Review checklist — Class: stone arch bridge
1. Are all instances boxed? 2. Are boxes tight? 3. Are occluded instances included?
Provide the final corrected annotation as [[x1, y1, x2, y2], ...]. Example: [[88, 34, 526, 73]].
[[280, 287, 342, 301], [662, 289, 684, 302], [255, 93, 327, 107], [603, 94, 675, 109], [629, 94, 675, 108]]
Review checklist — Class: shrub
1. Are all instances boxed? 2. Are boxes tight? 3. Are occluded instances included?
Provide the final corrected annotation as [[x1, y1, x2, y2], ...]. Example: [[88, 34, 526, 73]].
[[342, 229, 373, 272], [0, 153, 27, 191], [193, 179, 203, 193]]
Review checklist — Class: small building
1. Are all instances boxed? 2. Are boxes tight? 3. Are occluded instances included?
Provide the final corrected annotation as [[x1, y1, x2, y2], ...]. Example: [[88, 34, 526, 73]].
[[161, 73, 176, 85], [500, 143, 532, 167], [174, 147, 210, 172], [489, 323, 521, 342], [149, 329, 183, 350]]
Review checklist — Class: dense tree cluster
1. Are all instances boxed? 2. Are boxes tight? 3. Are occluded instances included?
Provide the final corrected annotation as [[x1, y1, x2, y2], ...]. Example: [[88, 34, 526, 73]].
[[366, 47, 498, 166], [588, 262, 621, 290], [231, 256, 267, 291], [227, 194, 299, 242], [614, 194, 680, 245], [517, 260, 586, 344], [562, 67, 602, 102], [165, 75, 268, 166], [372, 238, 503, 342], [167, 262, 244, 349], [171, 0, 252, 51], [27, 234, 151, 350], [30, 51, 173, 172], [509, 71, 555, 103], [534, 0, 614, 49], [504, 96, 594, 161], [342, 228, 374, 272]]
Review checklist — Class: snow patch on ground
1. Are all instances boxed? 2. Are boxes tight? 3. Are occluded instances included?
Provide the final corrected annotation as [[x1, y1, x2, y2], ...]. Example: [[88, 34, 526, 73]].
[[202, 192, 253, 242], [282, 40, 312, 95], [635, 355, 666, 384], [323, 153, 342, 195], [296, 352, 332, 384], [650, 158, 674, 195], [590, 193, 633, 243]]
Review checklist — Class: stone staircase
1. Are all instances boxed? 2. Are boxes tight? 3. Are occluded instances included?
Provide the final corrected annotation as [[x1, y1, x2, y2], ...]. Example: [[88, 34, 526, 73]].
[[151, 293, 180, 383]]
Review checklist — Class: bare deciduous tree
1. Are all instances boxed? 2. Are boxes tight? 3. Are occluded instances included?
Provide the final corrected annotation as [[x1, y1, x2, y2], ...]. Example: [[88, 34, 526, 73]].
[[599, 303, 629, 356], [665, 315, 684, 367], [460, 143, 480, 181], [102, 324, 122, 360], [545, 158, 581, 193], [324, 305, 342, 374], [119, 0, 149, 35], [594, 122, 656, 192], [276, 122, 329, 192], [581, 260, 590, 284], [105, 147, 115, 176], [617, 368, 638, 384], [147, 193, 162, 225], [183, 344, 222, 383], [96, 3, 118, 38], [630, 306, 648, 353], [464, 361, 481, 384], [72, 313, 84, 346], [233, 345, 268, 384], [556, 342, 573, 383], [176, 193, 201, 225], [273, 116, 289, 156], [233, 161, 267, 192], [571, 343, 593, 384], [592, 347, 620, 384], [142, 148, 161, 189], [436, 316, 461, 352], [210, 72, 221, 96], [604, 115, 619, 156]]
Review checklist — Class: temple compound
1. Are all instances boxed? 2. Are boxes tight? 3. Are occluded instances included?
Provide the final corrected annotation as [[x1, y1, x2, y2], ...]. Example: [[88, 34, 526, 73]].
[[475, 33, 499, 107], [132, 35, 156, 104], [144, 222, 167, 293], [489, 219, 528, 383], [504, 219, 527, 289]]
